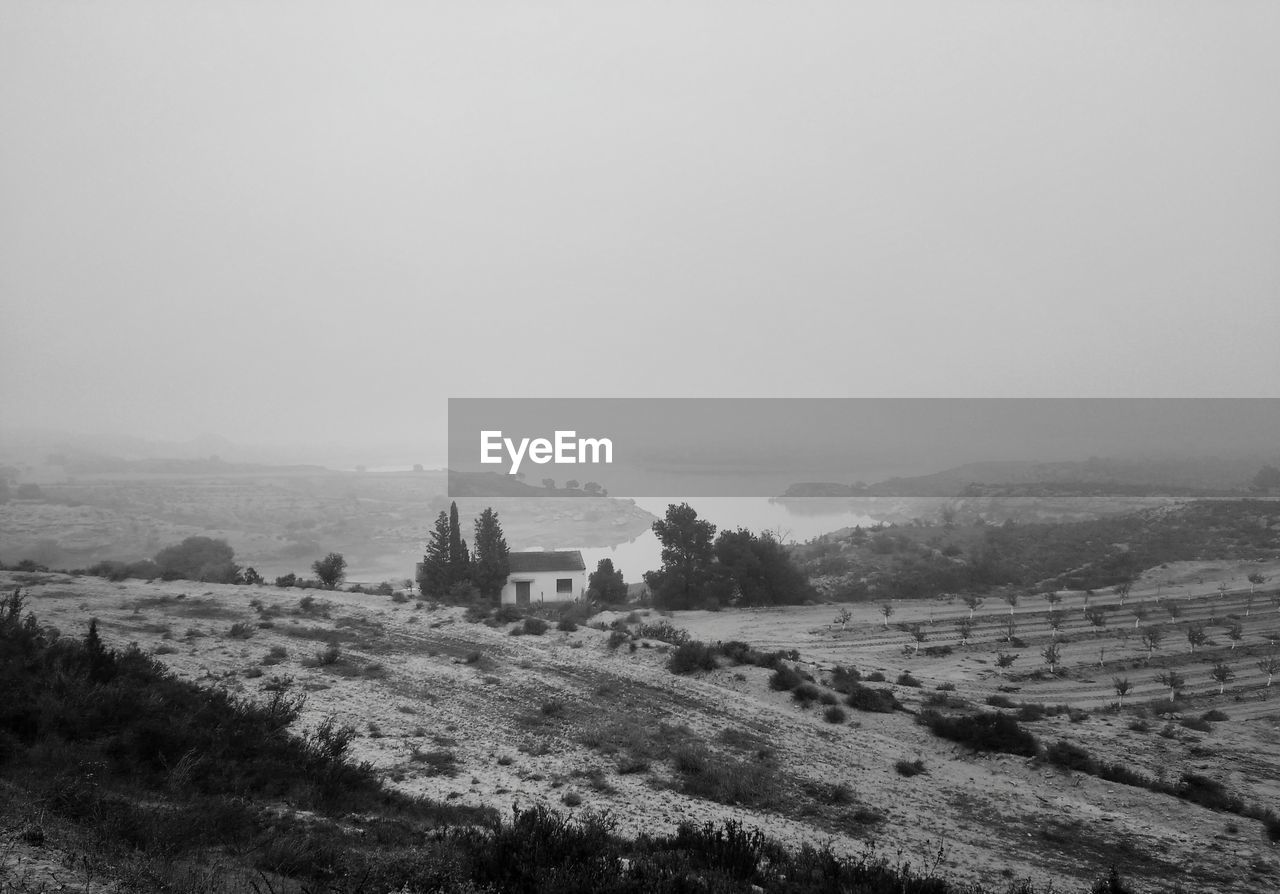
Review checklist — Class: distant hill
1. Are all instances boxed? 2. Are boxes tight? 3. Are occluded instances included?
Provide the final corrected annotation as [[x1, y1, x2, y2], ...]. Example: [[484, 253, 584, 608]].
[[782, 455, 1279, 499]]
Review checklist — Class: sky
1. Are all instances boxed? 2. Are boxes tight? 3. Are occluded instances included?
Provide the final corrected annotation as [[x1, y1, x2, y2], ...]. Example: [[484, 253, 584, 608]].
[[2, 2, 1279, 458]]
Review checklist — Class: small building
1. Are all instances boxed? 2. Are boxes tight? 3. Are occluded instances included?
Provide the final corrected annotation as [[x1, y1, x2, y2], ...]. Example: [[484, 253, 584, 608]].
[[501, 550, 587, 606]]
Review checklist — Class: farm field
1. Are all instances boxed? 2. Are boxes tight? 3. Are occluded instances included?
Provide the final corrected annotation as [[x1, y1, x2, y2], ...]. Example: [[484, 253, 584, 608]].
[[5, 559, 1280, 892]]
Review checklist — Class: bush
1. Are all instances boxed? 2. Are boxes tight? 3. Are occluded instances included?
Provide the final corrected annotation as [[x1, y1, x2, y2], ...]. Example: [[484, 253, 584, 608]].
[[823, 705, 847, 724], [895, 759, 927, 777], [829, 665, 861, 693], [768, 664, 804, 691], [669, 641, 717, 675], [522, 617, 549, 636], [275, 573, 298, 588], [1180, 716, 1212, 733], [1202, 709, 1229, 722], [845, 683, 899, 714], [896, 672, 922, 688], [606, 629, 629, 650], [1045, 740, 1096, 773], [557, 618, 578, 632], [986, 694, 1016, 709], [919, 710, 1040, 756], [494, 604, 523, 624], [791, 683, 821, 705], [866, 671, 886, 682], [634, 621, 690, 646]]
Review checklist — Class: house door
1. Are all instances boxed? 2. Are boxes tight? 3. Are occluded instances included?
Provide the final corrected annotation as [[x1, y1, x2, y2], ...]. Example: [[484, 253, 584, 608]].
[[515, 581, 531, 606]]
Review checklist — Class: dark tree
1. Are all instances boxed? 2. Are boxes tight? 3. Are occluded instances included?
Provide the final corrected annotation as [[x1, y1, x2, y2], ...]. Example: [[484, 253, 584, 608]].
[[448, 502, 471, 583], [154, 536, 240, 583], [312, 553, 347, 589], [644, 503, 718, 610], [713, 528, 813, 606], [588, 558, 627, 603], [1252, 464, 1280, 492], [419, 511, 453, 598], [471, 507, 510, 598]]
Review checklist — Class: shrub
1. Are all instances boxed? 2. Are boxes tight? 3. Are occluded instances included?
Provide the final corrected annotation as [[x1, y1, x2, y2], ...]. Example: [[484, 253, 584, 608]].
[[935, 681, 956, 692], [829, 665, 861, 692], [227, 622, 255, 639], [275, 573, 298, 588], [1180, 716, 1212, 733], [557, 618, 578, 632], [919, 710, 1040, 756], [1202, 709, 1229, 722], [823, 705, 847, 724], [606, 630, 629, 650], [768, 664, 804, 691], [895, 759, 927, 777], [866, 671, 886, 682], [896, 672, 922, 688], [845, 683, 899, 714], [986, 694, 1016, 709], [669, 641, 717, 675], [522, 617, 549, 636], [315, 644, 342, 666], [634, 621, 690, 646], [1177, 773, 1244, 814], [1045, 740, 1096, 773], [791, 683, 821, 705], [494, 605, 523, 624], [561, 791, 583, 807]]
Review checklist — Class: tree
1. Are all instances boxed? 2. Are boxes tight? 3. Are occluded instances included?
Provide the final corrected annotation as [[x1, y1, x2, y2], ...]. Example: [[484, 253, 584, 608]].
[[963, 594, 983, 620], [1185, 624, 1208, 654], [1047, 610, 1063, 640], [448, 502, 471, 584], [1113, 676, 1131, 708], [471, 507, 510, 599], [582, 481, 603, 495], [1248, 572, 1268, 594], [1258, 653, 1279, 687], [1041, 641, 1061, 673], [419, 511, 453, 598], [1227, 622, 1244, 651], [564, 480, 580, 490], [880, 603, 894, 628], [1155, 669, 1185, 700], [1210, 662, 1235, 695], [242, 567, 264, 586], [1140, 627, 1163, 663], [834, 606, 852, 631], [713, 528, 813, 606], [1113, 580, 1133, 604], [312, 553, 347, 589], [1131, 604, 1148, 629], [154, 536, 240, 583], [644, 503, 718, 610], [588, 558, 628, 604], [995, 652, 1018, 669], [1085, 607, 1108, 630], [904, 622, 927, 655], [1003, 591, 1019, 616], [541, 478, 556, 490], [1251, 464, 1280, 493], [955, 617, 974, 645]]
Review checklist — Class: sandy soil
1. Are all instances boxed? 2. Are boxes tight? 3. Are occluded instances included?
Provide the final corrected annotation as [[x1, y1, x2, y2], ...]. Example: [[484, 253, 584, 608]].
[[5, 559, 1280, 892]]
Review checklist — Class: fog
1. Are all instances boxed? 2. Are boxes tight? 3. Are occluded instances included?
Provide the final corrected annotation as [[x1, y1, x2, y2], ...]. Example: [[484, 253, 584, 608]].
[[3, 2, 1279, 460]]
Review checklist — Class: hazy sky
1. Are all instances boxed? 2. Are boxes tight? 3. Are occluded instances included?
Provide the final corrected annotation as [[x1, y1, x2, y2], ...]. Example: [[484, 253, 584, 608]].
[[3, 2, 1279, 452]]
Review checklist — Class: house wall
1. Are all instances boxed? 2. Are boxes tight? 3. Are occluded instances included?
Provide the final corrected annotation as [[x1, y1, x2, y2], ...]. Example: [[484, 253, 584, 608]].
[[500, 569, 586, 606]]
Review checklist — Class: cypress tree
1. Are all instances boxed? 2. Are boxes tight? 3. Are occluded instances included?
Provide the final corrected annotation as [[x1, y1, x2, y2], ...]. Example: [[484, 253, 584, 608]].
[[471, 507, 510, 598], [419, 511, 452, 597], [447, 501, 471, 586]]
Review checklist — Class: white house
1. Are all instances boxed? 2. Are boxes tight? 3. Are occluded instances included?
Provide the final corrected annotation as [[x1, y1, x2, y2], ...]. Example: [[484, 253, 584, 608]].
[[500, 550, 587, 606]]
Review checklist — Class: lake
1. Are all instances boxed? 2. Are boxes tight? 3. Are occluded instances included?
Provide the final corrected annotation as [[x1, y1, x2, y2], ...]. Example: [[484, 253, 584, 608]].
[[578, 497, 877, 581]]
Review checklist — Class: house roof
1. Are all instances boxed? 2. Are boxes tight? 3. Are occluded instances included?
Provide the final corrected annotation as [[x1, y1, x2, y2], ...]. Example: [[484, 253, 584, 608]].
[[507, 550, 586, 573]]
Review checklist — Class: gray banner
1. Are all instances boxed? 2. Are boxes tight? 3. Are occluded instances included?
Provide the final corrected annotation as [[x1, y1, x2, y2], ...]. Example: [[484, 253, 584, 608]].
[[448, 398, 1280, 498]]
